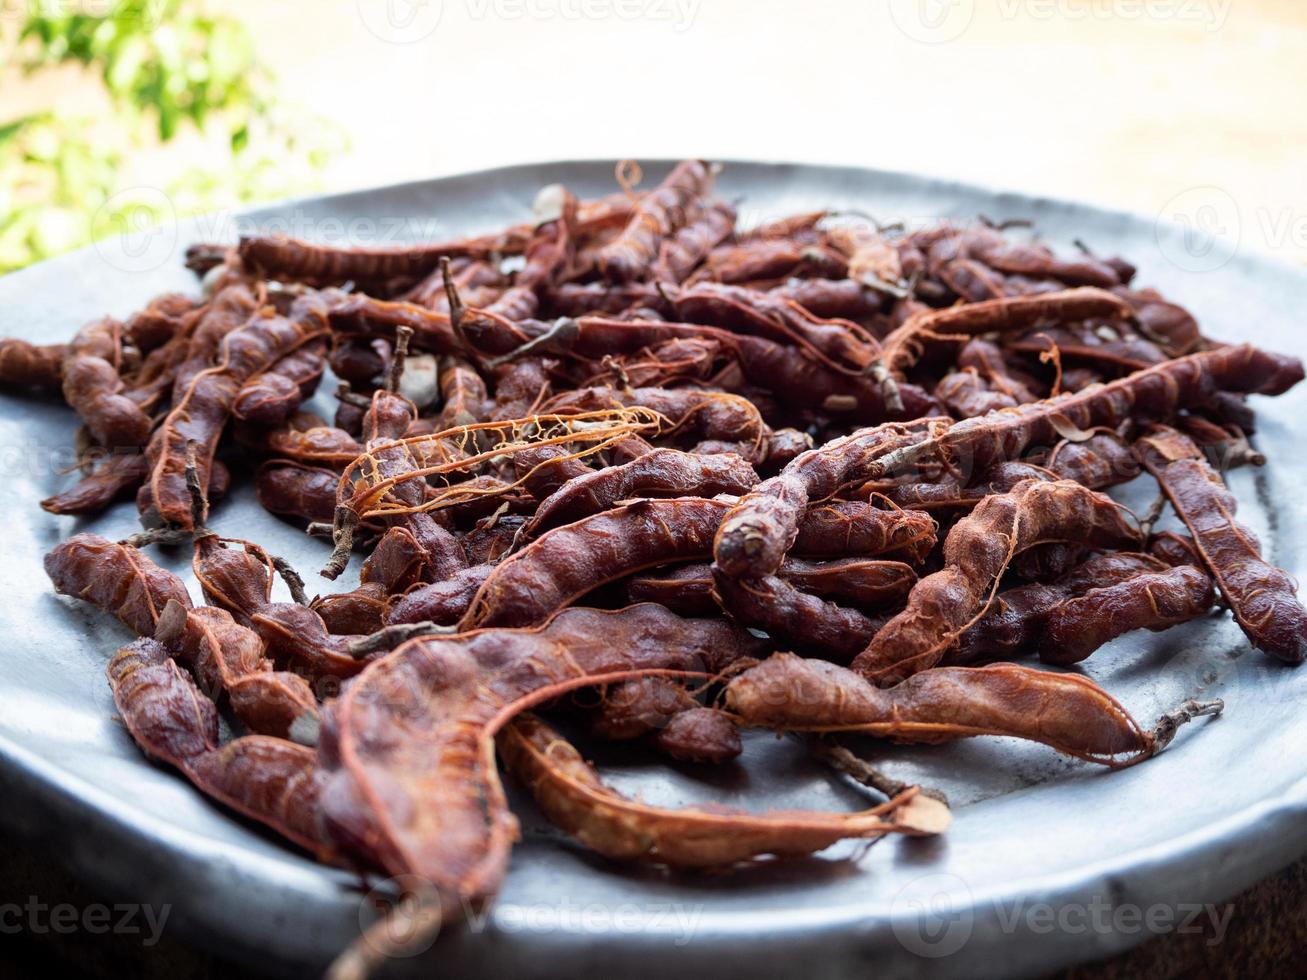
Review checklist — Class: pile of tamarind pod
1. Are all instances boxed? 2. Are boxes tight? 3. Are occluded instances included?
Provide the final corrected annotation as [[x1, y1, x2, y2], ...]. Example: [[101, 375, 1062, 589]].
[[9, 158, 1307, 968]]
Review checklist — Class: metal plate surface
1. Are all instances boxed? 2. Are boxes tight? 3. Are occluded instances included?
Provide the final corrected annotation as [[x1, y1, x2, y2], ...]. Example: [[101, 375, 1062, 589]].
[[2, 160, 1307, 978]]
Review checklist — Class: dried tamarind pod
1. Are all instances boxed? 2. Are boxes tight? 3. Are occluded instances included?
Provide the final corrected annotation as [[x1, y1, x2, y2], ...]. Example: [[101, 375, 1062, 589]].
[[650, 200, 737, 283], [950, 552, 1169, 664], [652, 707, 743, 764], [1136, 425, 1307, 663], [108, 638, 327, 853], [40, 453, 148, 516], [1039, 564, 1215, 665], [867, 344, 1303, 483], [62, 317, 154, 449], [630, 557, 917, 616], [524, 448, 758, 537], [255, 460, 341, 525], [155, 601, 318, 739], [147, 293, 331, 528], [45, 533, 192, 636], [597, 160, 714, 282], [318, 604, 771, 918], [726, 653, 1212, 767], [711, 570, 886, 661], [713, 421, 939, 580], [0, 338, 68, 389], [231, 338, 327, 426], [792, 500, 937, 564], [882, 288, 1132, 378], [850, 479, 1141, 683], [588, 676, 698, 739], [498, 714, 939, 868]]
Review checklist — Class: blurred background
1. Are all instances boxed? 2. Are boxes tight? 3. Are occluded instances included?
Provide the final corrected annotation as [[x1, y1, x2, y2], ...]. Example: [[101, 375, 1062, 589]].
[[2, 0, 1303, 272]]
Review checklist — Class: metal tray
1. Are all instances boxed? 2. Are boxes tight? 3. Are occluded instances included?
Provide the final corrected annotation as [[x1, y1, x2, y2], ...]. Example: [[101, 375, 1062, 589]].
[[3, 160, 1307, 978]]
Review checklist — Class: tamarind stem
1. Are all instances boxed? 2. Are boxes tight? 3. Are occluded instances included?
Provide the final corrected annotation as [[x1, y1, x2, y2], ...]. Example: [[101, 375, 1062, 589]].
[[1149, 698, 1223, 754]]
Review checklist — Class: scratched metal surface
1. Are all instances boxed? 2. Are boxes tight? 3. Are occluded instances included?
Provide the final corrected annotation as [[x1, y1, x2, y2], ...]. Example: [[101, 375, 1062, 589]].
[[2, 161, 1306, 978]]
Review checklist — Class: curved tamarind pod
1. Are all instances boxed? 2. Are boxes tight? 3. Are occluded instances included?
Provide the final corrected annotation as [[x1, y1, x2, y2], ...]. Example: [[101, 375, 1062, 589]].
[[725, 654, 1159, 766], [147, 292, 331, 528], [1136, 425, 1307, 663], [108, 638, 326, 853], [231, 337, 327, 426], [124, 292, 198, 353], [0, 338, 67, 389], [951, 552, 1167, 664], [255, 459, 340, 524], [254, 419, 365, 467], [499, 714, 941, 867], [650, 200, 737, 284], [45, 533, 192, 636], [597, 160, 714, 282], [319, 604, 770, 909], [713, 421, 939, 580], [851, 480, 1141, 684], [630, 557, 917, 617], [462, 498, 727, 629], [62, 317, 153, 449], [870, 344, 1304, 482], [711, 570, 886, 661], [41, 453, 148, 515], [1007, 326, 1165, 374], [792, 501, 937, 564], [1039, 565, 1215, 666], [385, 564, 497, 627], [882, 287, 1133, 378], [327, 295, 466, 355], [524, 448, 759, 537]]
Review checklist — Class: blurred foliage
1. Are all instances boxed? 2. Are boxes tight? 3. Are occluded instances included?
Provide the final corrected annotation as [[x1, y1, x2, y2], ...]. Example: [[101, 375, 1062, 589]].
[[0, 1, 342, 273]]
